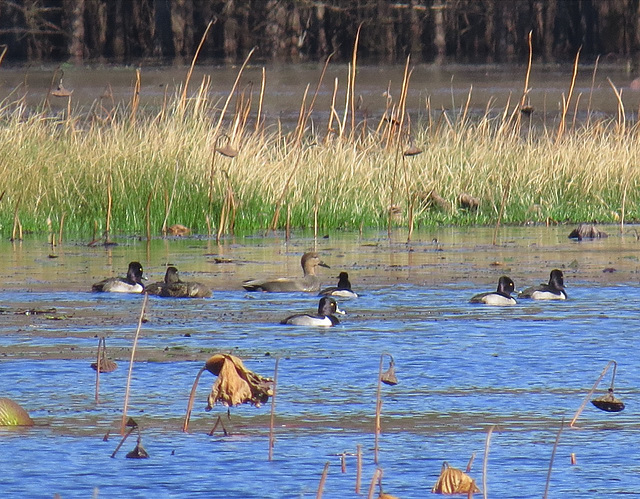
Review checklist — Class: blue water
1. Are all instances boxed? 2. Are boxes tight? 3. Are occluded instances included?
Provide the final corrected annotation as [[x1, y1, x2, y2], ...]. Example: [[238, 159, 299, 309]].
[[1, 279, 639, 498]]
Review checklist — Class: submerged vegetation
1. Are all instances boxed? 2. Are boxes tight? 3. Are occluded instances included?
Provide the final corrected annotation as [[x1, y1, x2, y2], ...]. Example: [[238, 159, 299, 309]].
[[0, 51, 638, 240]]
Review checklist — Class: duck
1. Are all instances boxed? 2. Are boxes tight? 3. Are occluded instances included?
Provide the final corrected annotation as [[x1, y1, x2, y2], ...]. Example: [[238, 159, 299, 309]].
[[469, 276, 517, 306], [243, 252, 329, 293], [519, 269, 566, 300], [318, 272, 358, 299], [280, 297, 345, 326], [92, 261, 145, 293], [145, 266, 212, 298]]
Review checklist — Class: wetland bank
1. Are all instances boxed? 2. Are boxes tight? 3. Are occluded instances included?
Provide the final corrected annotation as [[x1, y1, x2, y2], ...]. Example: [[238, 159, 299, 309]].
[[2, 56, 640, 496]]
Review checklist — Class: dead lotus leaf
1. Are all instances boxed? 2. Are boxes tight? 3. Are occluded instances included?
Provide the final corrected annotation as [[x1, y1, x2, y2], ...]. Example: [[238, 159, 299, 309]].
[[205, 354, 273, 409], [432, 462, 480, 495]]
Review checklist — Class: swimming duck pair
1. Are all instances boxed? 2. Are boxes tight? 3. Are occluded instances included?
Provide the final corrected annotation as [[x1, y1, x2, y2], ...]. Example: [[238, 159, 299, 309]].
[[92, 262, 211, 298], [243, 252, 358, 298], [470, 270, 566, 306]]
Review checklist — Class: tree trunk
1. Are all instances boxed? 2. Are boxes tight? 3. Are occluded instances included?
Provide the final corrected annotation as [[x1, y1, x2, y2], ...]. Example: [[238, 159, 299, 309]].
[[434, 0, 446, 64], [67, 0, 85, 64]]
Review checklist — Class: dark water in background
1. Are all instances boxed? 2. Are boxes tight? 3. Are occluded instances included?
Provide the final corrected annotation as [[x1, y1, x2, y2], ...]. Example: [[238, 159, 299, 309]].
[[0, 227, 640, 497], [1, 63, 640, 128]]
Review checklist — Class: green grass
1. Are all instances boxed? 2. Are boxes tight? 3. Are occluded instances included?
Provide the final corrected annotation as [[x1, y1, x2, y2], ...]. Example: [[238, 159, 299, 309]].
[[0, 76, 638, 240]]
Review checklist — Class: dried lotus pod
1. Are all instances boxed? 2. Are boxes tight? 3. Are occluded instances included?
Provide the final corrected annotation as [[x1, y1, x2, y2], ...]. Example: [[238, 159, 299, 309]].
[[91, 357, 117, 373], [432, 462, 480, 495], [0, 397, 34, 426], [591, 388, 625, 412]]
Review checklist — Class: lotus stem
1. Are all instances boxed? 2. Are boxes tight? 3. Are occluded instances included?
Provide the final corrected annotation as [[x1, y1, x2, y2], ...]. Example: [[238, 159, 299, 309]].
[[374, 352, 395, 464], [355, 444, 362, 494], [268, 357, 279, 461], [95, 337, 104, 404], [482, 426, 494, 499], [570, 360, 618, 427], [316, 462, 330, 499], [367, 468, 382, 499], [120, 294, 148, 435], [182, 365, 206, 432], [543, 418, 564, 499], [111, 424, 136, 458]]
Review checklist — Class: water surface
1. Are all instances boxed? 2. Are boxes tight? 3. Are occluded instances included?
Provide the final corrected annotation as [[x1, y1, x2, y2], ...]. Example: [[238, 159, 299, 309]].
[[1, 227, 639, 497]]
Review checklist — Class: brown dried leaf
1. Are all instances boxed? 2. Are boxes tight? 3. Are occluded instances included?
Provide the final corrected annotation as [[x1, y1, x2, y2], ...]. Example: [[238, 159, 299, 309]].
[[205, 354, 273, 409], [432, 462, 480, 495]]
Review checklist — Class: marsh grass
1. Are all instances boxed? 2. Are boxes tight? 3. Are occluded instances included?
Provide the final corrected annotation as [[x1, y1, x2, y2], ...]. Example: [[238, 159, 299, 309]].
[[1, 60, 639, 239]]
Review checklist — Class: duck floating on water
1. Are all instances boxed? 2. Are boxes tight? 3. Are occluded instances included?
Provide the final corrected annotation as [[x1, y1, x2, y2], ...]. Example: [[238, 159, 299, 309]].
[[146, 266, 212, 298], [519, 269, 566, 300], [280, 297, 345, 327], [92, 261, 145, 293], [243, 252, 329, 293], [470, 276, 517, 306], [318, 272, 358, 299]]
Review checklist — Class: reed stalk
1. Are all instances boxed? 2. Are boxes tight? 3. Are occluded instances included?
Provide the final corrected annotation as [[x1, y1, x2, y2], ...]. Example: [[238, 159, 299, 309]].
[[556, 48, 581, 143], [130, 68, 141, 125], [58, 212, 65, 245], [179, 19, 214, 113], [120, 294, 148, 435], [105, 170, 112, 244]]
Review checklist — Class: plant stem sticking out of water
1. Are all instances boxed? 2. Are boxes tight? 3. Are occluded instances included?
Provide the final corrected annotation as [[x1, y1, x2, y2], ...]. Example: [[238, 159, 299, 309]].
[[120, 294, 148, 435]]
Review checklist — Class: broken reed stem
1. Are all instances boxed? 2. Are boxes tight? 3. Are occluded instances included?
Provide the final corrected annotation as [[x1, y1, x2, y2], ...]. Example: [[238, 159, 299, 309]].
[[570, 360, 617, 427], [556, 47, 581, 143], [182, 366, 206, 432], [255, 67, 266, 134], [607, 77, 626, 135], [316, 462, 330, 499], [58, 212, 65, 245], [105, 170, 112, 244], [543, 418, 564, 499], [367, 468, 383, 499], [482, 425, 494, 499], [492, 177, 511, 245], [130, 68, 141, 125], [586, 55, 600, 127], [0, 45, 7, 67], [120, 294, 148, 435], [111, 424, 136, 458], [145, 192, 152, 242], [268, 357, 279, 461], [180, 18, 214, 113], [269, 149, 303, 232], [516, 31, 533, 131], [349, 24, 362, 139], [11, 196, 22, 241], [161, 160, 180, 236], [212, 47, 256, 139], [621, 180, 628, 234], [95, 337, 104, 404], [355, 444, 362, 494]]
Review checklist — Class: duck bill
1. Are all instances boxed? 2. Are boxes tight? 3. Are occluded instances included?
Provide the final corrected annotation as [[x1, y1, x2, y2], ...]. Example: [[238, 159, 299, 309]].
[[319, 262, 330, 268], [335, 305, 346, 315]]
